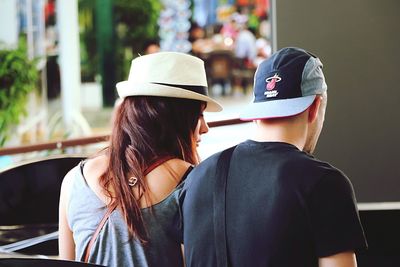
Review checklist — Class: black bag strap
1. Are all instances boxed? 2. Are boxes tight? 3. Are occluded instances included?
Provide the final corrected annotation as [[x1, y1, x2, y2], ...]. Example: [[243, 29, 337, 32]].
[[213, 145, 236, 267]]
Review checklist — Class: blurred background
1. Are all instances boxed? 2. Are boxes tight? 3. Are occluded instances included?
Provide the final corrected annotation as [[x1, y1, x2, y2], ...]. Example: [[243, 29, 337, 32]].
[[0, 0, 270, 165], [0, 0, 400, 202]]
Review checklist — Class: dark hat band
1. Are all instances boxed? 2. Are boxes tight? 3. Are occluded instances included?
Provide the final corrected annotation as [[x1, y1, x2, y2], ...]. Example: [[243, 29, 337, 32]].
[[152, 82, 209, 96]]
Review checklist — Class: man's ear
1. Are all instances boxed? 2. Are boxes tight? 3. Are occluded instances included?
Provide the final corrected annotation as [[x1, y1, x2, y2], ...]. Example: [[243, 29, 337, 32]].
[[308, 96, 322, 123]]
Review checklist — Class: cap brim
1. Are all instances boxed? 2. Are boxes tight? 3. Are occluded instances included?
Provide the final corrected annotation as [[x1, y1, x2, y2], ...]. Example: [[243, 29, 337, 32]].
[[116, 81, 222, 112], [239, 95, 316, 121]]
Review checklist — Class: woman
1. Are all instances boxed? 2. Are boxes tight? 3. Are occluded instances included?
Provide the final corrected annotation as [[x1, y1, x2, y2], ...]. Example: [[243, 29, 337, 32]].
[[58, 52, 222, 266]]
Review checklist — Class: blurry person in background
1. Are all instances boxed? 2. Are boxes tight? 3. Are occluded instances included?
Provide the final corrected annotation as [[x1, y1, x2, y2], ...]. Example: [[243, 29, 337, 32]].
[[233, 18, 257, 68], [143, 39, 160, 55], [254, 19, 272, 66], [230, 11, 257, 95], [189, 21, 207, 56], [58, 52, 222, 267], [220, 16, 238, 40], [254, 34, 271, 66], [189, 21, 206, 44]]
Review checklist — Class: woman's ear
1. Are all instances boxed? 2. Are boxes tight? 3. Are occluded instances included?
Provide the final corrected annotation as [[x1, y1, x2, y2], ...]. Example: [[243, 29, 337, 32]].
[[308, 96, 322, 123]]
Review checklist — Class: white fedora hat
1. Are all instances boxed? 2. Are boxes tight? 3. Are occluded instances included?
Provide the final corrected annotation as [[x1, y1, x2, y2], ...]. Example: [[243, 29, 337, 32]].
[[116, 52, 222, 112]]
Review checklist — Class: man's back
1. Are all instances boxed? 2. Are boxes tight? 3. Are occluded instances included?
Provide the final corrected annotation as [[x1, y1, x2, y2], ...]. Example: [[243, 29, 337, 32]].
[[181, 140, 366, 266]]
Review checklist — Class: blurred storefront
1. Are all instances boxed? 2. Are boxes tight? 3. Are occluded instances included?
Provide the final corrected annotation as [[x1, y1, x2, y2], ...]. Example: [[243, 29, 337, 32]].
[[0, 0, 271, 156]]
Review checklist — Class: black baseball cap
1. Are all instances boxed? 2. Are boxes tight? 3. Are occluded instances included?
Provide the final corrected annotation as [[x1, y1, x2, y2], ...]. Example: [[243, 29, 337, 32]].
[[240, 47, 327, 120]]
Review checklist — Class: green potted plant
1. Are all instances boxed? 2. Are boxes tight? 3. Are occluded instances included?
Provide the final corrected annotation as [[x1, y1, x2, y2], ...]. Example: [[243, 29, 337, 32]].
[[0, 40, 39, 146]]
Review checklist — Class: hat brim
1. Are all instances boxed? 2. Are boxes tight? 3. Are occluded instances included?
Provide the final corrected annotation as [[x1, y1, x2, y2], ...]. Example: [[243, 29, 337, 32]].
[[239, 95, 316, 121], [116, 81, 222, 112]]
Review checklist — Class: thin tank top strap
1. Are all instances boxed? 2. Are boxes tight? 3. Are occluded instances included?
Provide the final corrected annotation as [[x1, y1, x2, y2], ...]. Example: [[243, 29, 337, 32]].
[[180, 165, 194, 182], [144, 155, 176, 175]]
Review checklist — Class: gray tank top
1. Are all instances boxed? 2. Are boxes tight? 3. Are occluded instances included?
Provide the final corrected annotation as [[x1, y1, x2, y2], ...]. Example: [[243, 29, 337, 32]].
[[67, 161, 190, 267]]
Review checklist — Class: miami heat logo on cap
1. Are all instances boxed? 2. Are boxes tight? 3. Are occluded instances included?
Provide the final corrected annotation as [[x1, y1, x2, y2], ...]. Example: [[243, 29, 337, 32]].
[[264, 73, 281, 98]]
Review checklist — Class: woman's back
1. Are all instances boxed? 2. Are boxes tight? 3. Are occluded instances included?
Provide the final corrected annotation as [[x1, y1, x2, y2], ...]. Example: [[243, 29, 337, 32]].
[[65, 156, 190, 266]]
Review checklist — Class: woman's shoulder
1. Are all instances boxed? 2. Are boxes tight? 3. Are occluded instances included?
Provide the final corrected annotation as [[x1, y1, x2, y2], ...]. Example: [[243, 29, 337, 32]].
[[143, 159, 191, 208], [83, 154, 108, 181], [60, 160, 86, 197], [80, 154, 110, 205]]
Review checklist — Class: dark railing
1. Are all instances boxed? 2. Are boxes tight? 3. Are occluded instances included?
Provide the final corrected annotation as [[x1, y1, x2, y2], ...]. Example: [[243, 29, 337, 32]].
[[0, 118, 245, 156]]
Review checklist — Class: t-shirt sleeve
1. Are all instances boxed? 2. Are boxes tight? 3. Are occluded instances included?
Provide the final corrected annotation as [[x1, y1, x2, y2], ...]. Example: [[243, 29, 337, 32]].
[[307, 169, 368, 257]]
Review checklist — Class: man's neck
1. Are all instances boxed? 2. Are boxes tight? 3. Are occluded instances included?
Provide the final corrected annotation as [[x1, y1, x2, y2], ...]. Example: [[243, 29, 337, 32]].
[[251, 117, 308, 151]]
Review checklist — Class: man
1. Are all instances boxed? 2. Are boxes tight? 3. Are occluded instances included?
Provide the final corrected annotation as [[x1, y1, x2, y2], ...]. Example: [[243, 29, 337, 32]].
[[143, 39, 160, 54], [234, 22, 257, 67], [180, 47, 367, 266]]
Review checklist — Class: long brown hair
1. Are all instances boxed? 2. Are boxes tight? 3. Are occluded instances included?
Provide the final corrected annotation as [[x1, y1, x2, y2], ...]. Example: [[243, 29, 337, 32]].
[[100, 96, 203, 241]]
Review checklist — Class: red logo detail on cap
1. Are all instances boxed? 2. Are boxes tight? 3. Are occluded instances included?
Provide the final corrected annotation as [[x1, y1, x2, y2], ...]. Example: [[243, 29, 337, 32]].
[[265, 74, 281, 91]]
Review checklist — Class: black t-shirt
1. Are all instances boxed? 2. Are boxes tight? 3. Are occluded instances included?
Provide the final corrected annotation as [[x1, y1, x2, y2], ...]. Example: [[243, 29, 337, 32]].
[[180, 140, 367, 267]]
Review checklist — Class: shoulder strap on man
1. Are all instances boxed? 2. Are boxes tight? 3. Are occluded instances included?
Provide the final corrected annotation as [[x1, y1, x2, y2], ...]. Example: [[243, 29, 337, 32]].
[[213, 145, 237, 267]]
